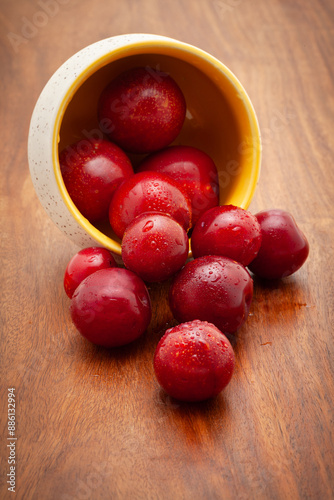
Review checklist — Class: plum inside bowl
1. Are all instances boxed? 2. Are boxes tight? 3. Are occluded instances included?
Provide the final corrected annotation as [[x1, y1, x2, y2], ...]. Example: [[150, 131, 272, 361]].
[[28, 33, 261, 259]]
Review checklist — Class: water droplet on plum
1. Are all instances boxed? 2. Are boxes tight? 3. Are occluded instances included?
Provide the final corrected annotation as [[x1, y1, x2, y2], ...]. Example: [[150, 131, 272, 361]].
[[142, 220, 154, 232]]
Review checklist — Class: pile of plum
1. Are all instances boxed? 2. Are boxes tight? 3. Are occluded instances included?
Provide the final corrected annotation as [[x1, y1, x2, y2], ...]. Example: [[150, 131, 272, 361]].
[[60, 66, 309, 402]]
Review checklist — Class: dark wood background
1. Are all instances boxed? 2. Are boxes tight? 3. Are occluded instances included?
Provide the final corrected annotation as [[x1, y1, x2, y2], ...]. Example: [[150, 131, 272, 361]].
[[1, 1, 333, 499]]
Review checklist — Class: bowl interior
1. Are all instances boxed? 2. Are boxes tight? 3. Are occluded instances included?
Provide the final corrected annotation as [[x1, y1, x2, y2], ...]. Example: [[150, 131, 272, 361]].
[[57, 42, 260, 255]]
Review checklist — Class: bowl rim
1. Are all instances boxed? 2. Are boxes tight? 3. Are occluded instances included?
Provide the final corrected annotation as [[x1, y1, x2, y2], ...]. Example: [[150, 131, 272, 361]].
[[51, 34, 261, 256]]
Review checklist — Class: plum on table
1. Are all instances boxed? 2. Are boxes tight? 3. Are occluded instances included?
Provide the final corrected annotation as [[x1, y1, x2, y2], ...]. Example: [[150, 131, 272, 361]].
[[70, 268, 151, 347], [191, 205, 262, 266], [154, 320, 235, 402], [248, 209, 309, 279], [169, 255, 253, 334], [64, 247, 117, 298]]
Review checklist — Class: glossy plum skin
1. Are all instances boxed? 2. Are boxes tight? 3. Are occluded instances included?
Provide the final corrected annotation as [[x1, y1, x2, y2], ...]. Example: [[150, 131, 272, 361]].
[[169, 255, 253, 334], [59, 139, 133, 222], [154, 320, 235, 402], [98, 66, 186, 154], [122, 213, 189, 283], [109, 171, 192, 238], [137, 145, 219, 225], [70, 268, 151, 347], [191, 205, 262, 266], [247, 209, 309, 279], [64, 247, 117, 298]]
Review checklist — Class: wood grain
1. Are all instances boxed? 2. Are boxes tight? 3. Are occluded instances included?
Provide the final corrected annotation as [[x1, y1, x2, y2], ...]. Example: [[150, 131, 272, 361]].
[[1, 0, 333, 499]]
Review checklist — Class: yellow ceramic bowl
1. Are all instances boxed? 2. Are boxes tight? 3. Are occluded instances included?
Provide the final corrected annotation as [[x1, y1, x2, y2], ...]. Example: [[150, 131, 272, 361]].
[[28, 34, 261, 259]]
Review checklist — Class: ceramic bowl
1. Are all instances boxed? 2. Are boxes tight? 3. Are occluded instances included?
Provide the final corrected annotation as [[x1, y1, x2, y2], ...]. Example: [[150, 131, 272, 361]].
[[28, 33, 261, 259]]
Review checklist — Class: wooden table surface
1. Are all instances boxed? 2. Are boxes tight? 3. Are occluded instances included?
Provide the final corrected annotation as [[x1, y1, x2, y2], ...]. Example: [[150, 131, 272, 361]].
[[1, 1, 334, 499]]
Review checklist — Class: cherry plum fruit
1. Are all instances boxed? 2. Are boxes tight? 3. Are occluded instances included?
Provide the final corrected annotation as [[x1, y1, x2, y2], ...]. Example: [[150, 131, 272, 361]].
[[59, 139, 133, 223], [154, 320, 235, 402], [169, 255, 253, 334], [109, 171, 192, 239], [137, 145, 219, 224], [64, 247, 117, 299], [122, 213, 189, 283], [191, 205, 262, 266], [248, 209, 309, 279], [70, 268, 151, 347], [98, 66, 186, 154]]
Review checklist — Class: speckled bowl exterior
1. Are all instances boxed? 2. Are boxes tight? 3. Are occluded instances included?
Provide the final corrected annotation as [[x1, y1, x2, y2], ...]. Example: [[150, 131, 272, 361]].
[[28, 33, 261, 258]]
